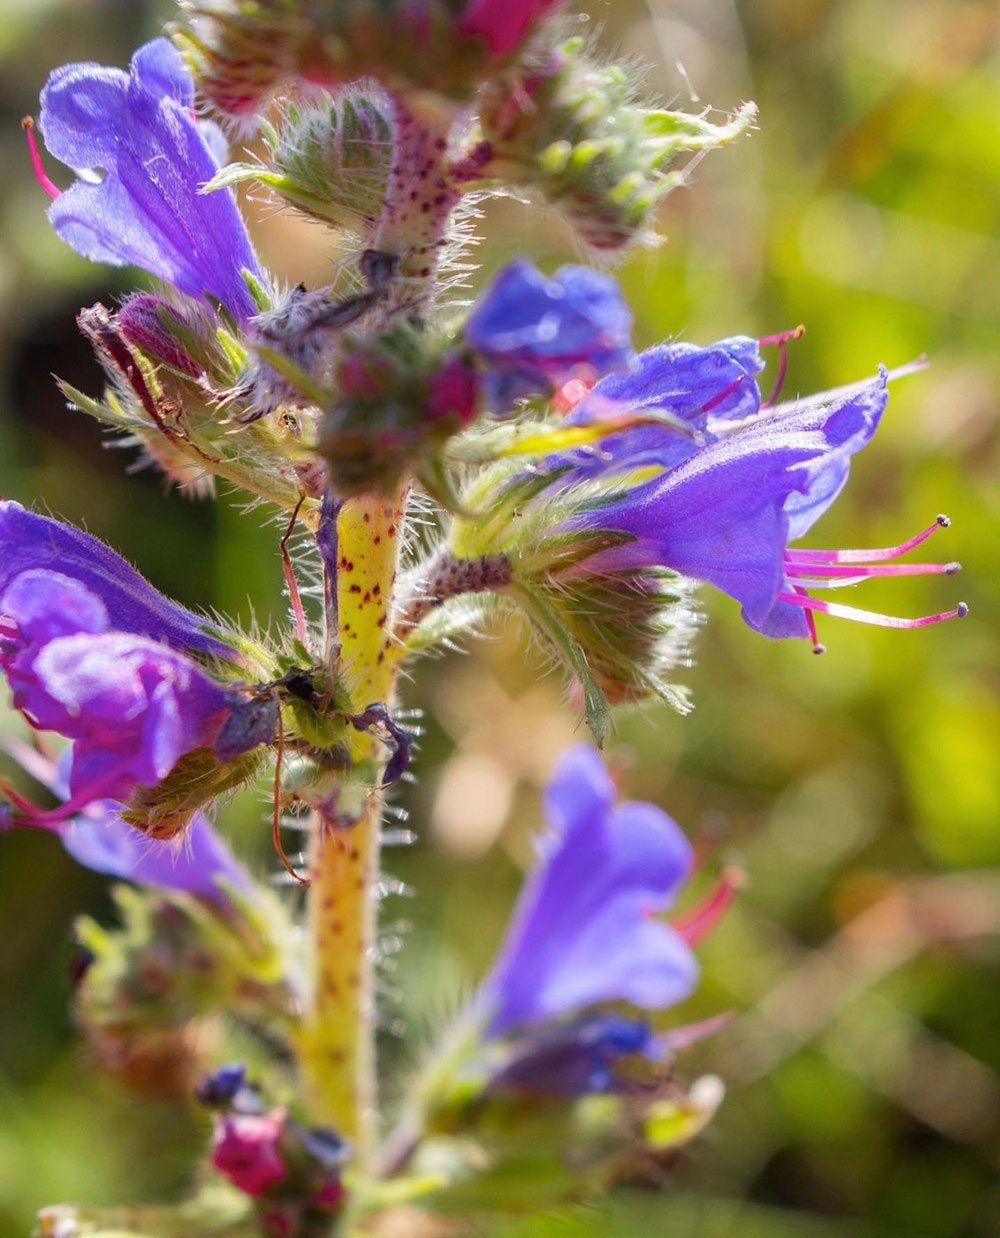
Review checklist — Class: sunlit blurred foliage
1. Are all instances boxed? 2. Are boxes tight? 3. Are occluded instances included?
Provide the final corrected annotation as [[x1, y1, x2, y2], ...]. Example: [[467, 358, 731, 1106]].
[[1, 0, 998, 1234]]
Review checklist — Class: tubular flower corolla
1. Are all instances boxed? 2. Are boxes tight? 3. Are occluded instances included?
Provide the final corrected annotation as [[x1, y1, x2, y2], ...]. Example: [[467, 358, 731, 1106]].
[[37, 38, 263, 324], [0, 503, 243, 812]]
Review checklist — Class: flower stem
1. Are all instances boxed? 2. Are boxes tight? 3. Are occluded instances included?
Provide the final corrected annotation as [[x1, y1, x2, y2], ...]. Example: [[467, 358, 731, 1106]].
[[302, 487, 407, 1164]]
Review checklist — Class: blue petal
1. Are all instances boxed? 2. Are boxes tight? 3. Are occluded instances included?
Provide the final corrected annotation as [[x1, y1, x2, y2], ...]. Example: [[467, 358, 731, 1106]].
[[40, 39, 262, 323], [488, 1014, 656, 1095], [554, 337, 763, 478], [485, 746, 696, 1036], [62, 805, 249, 904], [0, 502, 230, 657], [580, 371, 889, 639], [465, 260, 632, 412]]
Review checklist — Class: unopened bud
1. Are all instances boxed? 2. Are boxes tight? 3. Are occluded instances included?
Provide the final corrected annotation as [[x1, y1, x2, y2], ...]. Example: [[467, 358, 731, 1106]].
[[478, 39, 755, 250], [320, 325, 481, 496], [174, 0, 567, 120], [205, 91, 394, 235]]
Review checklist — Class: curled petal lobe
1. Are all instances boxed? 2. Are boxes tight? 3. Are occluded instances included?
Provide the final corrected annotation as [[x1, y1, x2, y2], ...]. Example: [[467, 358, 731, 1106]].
[[0, 536, 239, 806], [40, 38, 262, 323], [25, 631, 229, 800], [485, 744, 696, 1036]]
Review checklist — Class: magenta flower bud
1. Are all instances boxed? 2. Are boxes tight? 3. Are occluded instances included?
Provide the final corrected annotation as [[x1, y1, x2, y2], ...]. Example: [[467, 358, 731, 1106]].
[[459, 0, 564, 55], [426, 354, 479, 424], [116, 295, 201, 377], [213, 1112, 287, 1197]]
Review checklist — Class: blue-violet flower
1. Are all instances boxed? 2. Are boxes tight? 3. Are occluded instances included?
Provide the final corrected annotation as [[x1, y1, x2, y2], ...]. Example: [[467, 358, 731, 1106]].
[[38, 38, 263, 324], [558, 354, 965, 646], [481, 743, 697, 1038], [465, 259, 633, 413], [0, 503, 240, 811]]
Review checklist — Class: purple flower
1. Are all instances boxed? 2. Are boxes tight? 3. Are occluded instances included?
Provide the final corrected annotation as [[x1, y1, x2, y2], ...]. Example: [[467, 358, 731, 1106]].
[[565, 369, 966, 645], [0, 502, 229, 658], [465, 260, 633, 413], [0, 505, 246, 809], [482, 744, 696, 1038], [4, 741, 248, 905], [39, 39, 263, 324], [559, 336, 764, 476]]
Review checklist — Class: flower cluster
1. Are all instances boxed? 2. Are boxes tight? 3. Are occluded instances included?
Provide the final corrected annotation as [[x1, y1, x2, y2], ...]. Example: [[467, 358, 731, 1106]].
[[4, 3, 968, 1234]]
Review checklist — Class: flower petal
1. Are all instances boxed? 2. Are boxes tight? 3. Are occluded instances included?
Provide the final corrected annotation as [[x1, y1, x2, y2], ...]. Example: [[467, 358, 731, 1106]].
[[486, 746, 696, 1035], [0, 502, 229, 657], [40, 38, 262, 322]]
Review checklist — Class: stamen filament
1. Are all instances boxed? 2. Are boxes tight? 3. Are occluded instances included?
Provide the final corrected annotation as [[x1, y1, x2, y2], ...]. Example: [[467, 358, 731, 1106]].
[[790, 584, 825, 651], [21, 117, 61, 200], [700, 373, 745, 415], [779, 591, 969, 630], [786, 560, 960, 579], [759, 324, 805, 408], [785, 515, 950, 565], [672, 866, 743, 945]]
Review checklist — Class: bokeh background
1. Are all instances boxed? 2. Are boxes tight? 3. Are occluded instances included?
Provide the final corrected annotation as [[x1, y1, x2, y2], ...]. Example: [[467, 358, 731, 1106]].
[[1, 0, 999, 1234]]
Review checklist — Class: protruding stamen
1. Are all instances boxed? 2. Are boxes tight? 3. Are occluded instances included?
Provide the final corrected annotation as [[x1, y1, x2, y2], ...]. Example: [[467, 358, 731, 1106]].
[[790, 584, 825, 652], [779, 591, 969, 630], [21, 117, 61, 200], [758, 325, 807, 350], [700, 373, 746, 415], [785, 515, 950, 565], [759, 324, 805, 408], [672, 866, 743, 946], [786, 560, 961, 580]]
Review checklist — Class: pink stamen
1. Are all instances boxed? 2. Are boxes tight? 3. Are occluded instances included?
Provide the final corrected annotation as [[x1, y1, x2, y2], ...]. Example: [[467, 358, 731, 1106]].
[[672, 866, 743, 946], [552, 376, 593, 414], [785, 515, 950, 565], [790, 584, 825, 653], [779, 591, 968, 630], [700, 373, 745, 415], [759, 324, 805, 408], [22, 117, 61, 200], [786, 560, 961, 580]]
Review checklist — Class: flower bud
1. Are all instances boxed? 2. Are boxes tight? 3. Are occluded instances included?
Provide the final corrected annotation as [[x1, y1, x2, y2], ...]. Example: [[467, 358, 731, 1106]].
[[206, 90, 394, 234], [319, 323, 480, 496], [171, 1, 310, 123], [116, 295, 203, 377], [174, 0, 567, 118], [213, 1112, 287, 1196], [73, 883, 294, 1094], [477, 38, 755, 250]]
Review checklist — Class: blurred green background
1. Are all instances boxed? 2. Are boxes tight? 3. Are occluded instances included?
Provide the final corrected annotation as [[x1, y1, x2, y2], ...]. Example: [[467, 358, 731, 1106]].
[[1, 0, 999, 1234]]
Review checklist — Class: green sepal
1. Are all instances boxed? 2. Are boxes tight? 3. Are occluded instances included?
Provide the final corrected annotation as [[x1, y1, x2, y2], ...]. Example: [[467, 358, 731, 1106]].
[[515, 581, 610, 745], [119, 745, 269, 840]]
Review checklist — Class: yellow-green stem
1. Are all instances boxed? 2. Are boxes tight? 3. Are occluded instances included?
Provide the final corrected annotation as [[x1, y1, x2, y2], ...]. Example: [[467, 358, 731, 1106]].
[[302, 487, 407, 1164]]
